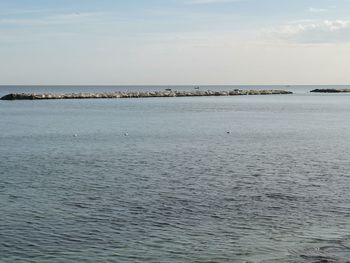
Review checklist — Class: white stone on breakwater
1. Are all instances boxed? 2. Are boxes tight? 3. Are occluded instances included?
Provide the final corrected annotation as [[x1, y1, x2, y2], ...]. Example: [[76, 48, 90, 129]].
[[1, 90, 293, 100]]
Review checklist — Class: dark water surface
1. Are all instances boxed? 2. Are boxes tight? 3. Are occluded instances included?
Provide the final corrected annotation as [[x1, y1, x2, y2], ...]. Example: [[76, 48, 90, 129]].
[[1, 86, 350, 262]]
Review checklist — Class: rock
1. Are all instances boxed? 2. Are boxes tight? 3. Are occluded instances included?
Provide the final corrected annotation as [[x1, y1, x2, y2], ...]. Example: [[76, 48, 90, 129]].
[[1, 89, 293, 100], [1, 94, 16, 100], [310, 89, 350, 93]]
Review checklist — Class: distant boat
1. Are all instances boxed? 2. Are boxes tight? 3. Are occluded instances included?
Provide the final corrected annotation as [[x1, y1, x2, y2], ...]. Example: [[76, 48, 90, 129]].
[[165, 88, 172, 91], [194, 86, 200, 90]]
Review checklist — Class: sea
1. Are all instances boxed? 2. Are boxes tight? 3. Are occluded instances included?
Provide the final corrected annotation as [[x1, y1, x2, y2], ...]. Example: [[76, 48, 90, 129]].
[[1, 85, 350, 263]]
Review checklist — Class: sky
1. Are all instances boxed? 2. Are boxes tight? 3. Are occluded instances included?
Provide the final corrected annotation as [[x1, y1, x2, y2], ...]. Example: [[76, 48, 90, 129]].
[[1, 0, 350, 85]]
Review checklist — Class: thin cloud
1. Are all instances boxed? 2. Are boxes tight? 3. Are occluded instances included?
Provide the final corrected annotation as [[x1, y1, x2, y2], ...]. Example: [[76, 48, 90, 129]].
[[266, 20, 350, 43], [186, 0, 244, 4], [0, 8, 70, 16], [0, 12, 107, 26], [308, 7, 328, 13]]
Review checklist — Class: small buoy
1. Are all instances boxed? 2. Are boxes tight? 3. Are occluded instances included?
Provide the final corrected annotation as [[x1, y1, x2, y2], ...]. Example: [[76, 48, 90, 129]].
[[226, 131, 230, 134], [74, 134, 78, 137], [124, 133, 129, 136]]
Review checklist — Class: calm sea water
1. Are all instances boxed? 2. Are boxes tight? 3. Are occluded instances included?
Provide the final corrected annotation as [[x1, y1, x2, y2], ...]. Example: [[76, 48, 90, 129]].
[[1, 86, 350, 263]]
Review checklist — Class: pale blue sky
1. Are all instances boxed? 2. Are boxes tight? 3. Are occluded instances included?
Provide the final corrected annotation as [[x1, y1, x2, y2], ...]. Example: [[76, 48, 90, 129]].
[[1, 0, 350, 85]]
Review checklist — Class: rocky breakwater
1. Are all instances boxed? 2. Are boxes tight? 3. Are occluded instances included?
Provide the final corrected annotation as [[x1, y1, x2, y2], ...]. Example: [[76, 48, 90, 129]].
[[1, 89, 293, 100], [310, 88, 350, 93]]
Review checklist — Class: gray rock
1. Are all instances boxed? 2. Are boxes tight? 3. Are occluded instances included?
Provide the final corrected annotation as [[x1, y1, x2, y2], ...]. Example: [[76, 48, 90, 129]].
[[1, 89, 293, 100]]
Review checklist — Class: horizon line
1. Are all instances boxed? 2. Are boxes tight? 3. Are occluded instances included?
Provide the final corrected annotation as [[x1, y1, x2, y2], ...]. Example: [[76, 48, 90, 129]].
[[1, 84, 350, 87]]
